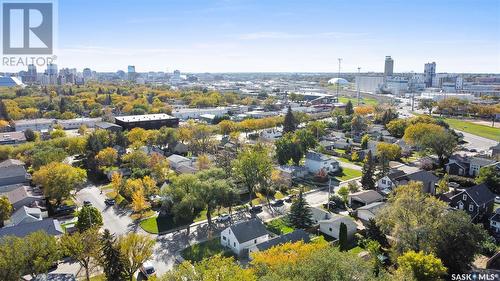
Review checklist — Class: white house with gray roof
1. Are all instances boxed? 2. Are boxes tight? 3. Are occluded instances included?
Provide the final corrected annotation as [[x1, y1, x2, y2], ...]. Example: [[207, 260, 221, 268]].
[[319, 214, 357, 240], [305, 151, 339, 174], [220, 218, 269, 256]]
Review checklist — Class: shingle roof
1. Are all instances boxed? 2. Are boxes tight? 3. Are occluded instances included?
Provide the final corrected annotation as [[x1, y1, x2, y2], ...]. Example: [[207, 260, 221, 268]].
[[348, 190, 384, 204], [0, 219, 64, 237], [490, 213, 500, 223], [462, 183, 495, 205], [319, 214, 358, 229], [255, 229, 310, 251], [395, 170, 438, 184], [34, 274, 76, 281], [229, 218, 268, 243], [0, 159, 24, 168], [0, 159, 27, 182], [357, 202, 385, 213], [470, 157, 496, 167], [387, 170, 406, 181], [306, 151, 333, 162]]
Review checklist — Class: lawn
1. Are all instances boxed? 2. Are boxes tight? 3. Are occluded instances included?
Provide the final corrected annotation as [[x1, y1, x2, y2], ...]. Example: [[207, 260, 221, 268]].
[[337, 157, 361, 166], [265, 218, 294, 235], [339, 96, 379, 106], [139, 215, 192, 234], [441, 118, 500, 141], [335, 167, 362, 181], [348, 246, 364, 255], [181, 238, 233, 262]]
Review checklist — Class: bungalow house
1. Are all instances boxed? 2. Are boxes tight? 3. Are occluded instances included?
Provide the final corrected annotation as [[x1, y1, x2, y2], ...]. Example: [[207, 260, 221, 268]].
[[348, 190, 384, 209], [167, 154, 197, 174], [5, 206, 47, 226], [0, 218, 64, 238], [310, 207, 333, 224], [319, 214, 358, 240], [220, 218, 269, 256], [0, 159, 30, 187], [318, 140, 335, 151], [305, 151, 340, 174], [0, 184, 44, 210], [356, 202, 386, 223], [249, 229, 310, 256], [377, 170, 439, 195], [469, 157, 496, 177], [449, 183, 495, 222], [333, 139, 351, 150], [490, 213, 500, 234]]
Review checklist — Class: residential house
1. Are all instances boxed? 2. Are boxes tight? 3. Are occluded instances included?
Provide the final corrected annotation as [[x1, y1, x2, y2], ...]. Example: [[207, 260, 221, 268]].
[[0, 159, 30, 187], [377, 170, 439, 195], [260, 128, 282, 140], [167, 154, 197, 174], [0, 131, 26, 145], [220, 219, 269, 256], [318, 140, 335, 151], [449, 183, 495, 222], [275, 165, 308, 186], [0, 218, 64, 238], [5, 206, 46, 226], [469, 157, 496, 177], [249, 229, 310, 256], [356, 202, 386, 223], [333, 139, 351, 150], [310, 207, 333, 224], [446, 155, 497, 177], [319, 214, 358, 240], [491, 143, 500, 160], [395, 139, 412, 155], [348, 190, 384, 209], [490, 213, 500, 234], [0, 184, 44, 210], [305, 151, 340, 174]]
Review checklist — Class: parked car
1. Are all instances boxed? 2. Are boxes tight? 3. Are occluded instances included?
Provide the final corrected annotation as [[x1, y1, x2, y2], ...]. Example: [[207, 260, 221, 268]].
[[104, 198, 116, 206], [216, 213, 231, 223], [83, 200, 92, 206], [495, 196, 500, 204], [140, 261, 156, 279], [323, 201, 337, 210], [270, 199, 284, 207], [249, 205, 263, 214], [53, 205, 76, 216]]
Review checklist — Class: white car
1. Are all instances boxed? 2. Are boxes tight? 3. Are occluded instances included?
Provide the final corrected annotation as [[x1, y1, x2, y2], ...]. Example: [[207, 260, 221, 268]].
[[140, 261, 156, 278], [495, 196, 500, 204], [216, 213, 231, 223]]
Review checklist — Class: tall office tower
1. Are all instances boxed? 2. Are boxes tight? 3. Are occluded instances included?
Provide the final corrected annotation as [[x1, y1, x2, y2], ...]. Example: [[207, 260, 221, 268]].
[[127, 65, 136, 81], [384, 56, 394, 77], [83, 68, 92, 81], [170, 69, 181, 85], [424, 62, 436, 88], [26, 64, 37, 83], [46, 63, 58, 85]]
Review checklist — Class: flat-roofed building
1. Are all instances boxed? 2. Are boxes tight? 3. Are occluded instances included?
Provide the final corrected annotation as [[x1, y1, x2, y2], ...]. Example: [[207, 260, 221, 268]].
[[14, 118, 55, 132], [114, 114, 179, 130]]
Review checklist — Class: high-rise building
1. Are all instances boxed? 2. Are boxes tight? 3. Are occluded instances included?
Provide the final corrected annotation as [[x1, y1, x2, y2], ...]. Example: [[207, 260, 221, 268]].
[[46, 63, 58, 85], [170, 69, 181, 85], [127, 65, 136, 81], [26, 64, 37, 83], [83, 68, 92, 81], [424, 62, 436, 88], [384, 56, 394, 77]]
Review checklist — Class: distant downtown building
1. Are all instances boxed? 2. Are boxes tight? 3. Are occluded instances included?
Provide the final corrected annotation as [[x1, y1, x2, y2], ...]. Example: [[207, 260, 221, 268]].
[[114, 114, 179, 130], [424, 62, 436, 88], [384, 56, 394, 77]]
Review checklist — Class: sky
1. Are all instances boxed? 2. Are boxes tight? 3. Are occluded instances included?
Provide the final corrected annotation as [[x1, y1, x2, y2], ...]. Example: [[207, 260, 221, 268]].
[[12, 0, 500, 73]]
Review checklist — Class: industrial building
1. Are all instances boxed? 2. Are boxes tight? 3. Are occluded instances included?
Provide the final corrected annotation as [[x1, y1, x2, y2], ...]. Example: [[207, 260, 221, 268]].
[[114, 114, 179, 130]]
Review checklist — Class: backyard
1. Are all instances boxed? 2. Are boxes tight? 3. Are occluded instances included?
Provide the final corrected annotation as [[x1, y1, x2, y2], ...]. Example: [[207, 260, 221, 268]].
[[335, 167, 362, 181], [139, 215, 192, 234], [265, 217, 294, 235], [181, 238, 233, 262]]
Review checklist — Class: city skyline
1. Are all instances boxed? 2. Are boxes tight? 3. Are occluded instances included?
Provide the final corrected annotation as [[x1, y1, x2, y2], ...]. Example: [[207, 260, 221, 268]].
[[4, 0, 500, 73]]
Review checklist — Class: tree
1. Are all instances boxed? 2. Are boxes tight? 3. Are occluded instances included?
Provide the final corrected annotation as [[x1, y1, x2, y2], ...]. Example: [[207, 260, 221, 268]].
[[196, 153, 211, 170], [95, 147, 118, 169], [337, 186, 349, 203], [345, 100, 354, 115], [76, 206, 103, 232], [288, 190, 313, 229], [386, 119, 408, 138], [476, 166, 500, 193], [283, 106, 297, 133], [24, 128, 36, 141], [306, 121, 327, 138], [360, 134, 370, 149], [111, 172, 123, 195], [347, 181, 359, 193], [396, 250, 446, 281], [100, 230, 126, 281], [118, 233, 155, 281], [162, 255, 255, 281], [131, 187, 148, 216], [418, 99, 436, 115], [149, 153, 171, 184], [32, 162, 87, 203], [377, 142, 401, 175], [403, 123, 457, 168], [31, 147, 68, 170], [361, 151, 375, 190], [0, 236, 25, 281], [0, 196, 12, 227], [365, 218, 388, 247], [23, 231, 60, 278], [60, 228, 102, 281], [436, 174, 450, 194], [233, 144, 272, 206], [351, 114, 367, 134], [338, 222, 348, 251], [275, 133, 302, 165]]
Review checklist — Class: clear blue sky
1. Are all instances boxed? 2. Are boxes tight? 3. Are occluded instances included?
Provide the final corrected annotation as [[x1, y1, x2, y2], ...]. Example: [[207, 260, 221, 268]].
[[53, 0, 500, 73]]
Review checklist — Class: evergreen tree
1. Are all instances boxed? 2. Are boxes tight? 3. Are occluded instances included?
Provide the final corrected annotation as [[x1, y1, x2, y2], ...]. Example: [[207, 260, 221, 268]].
[[68, 87, 73, 95], [59, 97, 68, 113], [283, 106, 297, 133], [345, 100, 354, 115], [365, 219, 388, 247], [288, 190, 313, 229], [100, 229, 126, 281], [361, 151, 375, 190], [338, 222, 348, 251], [24, 129, 36, 142]]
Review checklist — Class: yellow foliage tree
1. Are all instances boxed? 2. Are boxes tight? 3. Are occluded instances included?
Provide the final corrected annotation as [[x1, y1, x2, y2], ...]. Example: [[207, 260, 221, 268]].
[[131, 187, 147, 215]]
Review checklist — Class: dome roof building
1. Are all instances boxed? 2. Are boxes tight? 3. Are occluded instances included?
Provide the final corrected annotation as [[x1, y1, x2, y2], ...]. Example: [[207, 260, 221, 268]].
[[328, 78, 349, 85]]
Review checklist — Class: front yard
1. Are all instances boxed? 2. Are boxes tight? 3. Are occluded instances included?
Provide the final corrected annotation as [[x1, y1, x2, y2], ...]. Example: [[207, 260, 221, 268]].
[[181, 238, 234, 262], [139, 215, 192, 234], [335, 167, 362, 181]]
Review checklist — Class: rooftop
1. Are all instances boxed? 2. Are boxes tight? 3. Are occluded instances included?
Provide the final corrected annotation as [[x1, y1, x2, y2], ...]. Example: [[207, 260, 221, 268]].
[[229, 218, 268, 243], [255, 229, 310, 251], [115, 114, 177, 122]]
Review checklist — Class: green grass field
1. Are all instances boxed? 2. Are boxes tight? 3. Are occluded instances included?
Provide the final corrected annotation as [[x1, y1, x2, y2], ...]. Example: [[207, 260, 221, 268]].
[[139, 215, 191, 234], [181, 238, 233, 262], [335, 167, 362, 181], [339, 96, 379, 106], [265, 218, 295, 235], [441, 118, 500, 141]]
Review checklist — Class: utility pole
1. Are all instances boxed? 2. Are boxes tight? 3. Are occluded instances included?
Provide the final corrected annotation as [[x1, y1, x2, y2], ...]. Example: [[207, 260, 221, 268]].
[[337, 58, 342, 101], [357, 67, 361, 106]]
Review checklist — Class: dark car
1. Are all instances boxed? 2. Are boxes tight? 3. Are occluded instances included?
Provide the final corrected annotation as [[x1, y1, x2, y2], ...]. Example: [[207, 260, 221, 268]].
[[270, 199, 284, 207], [54, 205, 77, 216], [323, 201, 337, 210], [105, 198, 116, 206], [249, 205, 263, 214], [83, 200, 92, 206]]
